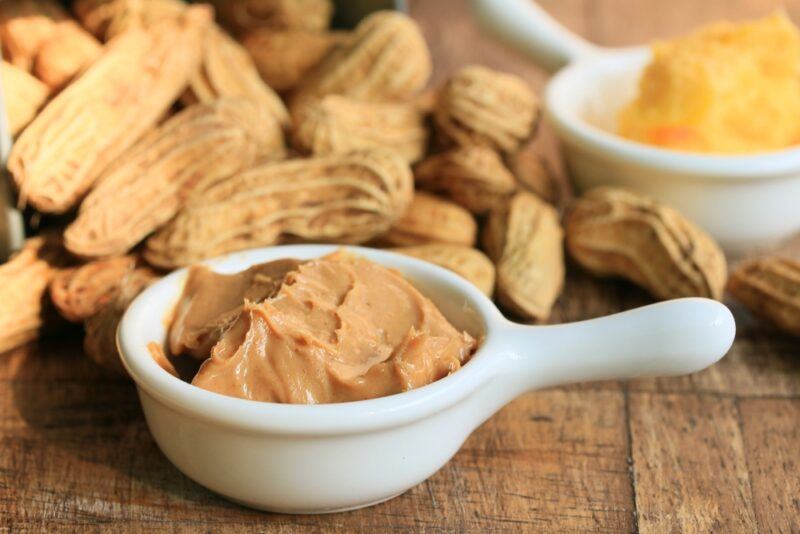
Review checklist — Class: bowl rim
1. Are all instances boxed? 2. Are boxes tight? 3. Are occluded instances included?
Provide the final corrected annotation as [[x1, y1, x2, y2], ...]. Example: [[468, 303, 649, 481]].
[[545, 46, 800, 178], [117, 244, 510, 436]]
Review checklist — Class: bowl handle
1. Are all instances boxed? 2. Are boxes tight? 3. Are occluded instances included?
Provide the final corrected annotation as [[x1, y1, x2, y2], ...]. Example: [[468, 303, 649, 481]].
[[470, 0, 601, 72], [494, 298, 735, 391]]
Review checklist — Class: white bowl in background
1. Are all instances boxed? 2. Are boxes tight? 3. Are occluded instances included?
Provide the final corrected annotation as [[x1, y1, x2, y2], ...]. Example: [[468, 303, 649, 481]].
[[472, 0, 800, 254], [117, 245, 735, 513]]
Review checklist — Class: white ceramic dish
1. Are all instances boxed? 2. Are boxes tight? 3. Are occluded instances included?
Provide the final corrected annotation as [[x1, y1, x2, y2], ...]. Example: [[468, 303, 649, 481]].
[[472, 0, 800, 254], [117, 245, 735, 514]]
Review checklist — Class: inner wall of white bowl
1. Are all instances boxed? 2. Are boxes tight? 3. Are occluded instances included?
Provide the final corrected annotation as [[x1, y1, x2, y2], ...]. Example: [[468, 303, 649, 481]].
[[552, 49, 650, 135], [581, 63, 642, 132], [402, 270, 486, 340]]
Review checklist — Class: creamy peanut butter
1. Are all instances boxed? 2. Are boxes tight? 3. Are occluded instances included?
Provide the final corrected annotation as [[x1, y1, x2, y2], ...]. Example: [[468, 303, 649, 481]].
[[148, 341, 179, 378], [169, 259, 302, 358], [177, 251, 476, 404]]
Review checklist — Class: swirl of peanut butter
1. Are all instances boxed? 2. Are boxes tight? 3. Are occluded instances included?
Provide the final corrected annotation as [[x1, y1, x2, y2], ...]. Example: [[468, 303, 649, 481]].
[[187, 251, 477, 404]]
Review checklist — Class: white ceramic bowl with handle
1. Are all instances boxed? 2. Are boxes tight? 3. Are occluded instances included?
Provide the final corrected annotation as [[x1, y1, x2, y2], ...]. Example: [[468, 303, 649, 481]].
[[117, 245, 735, 513], [471, 0, 800, 254]]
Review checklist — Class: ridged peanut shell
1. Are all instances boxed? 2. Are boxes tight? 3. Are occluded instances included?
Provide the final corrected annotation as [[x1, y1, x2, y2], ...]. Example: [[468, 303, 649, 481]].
[[183, 25, 290, 129], [414, 88, 439, 115], [414, 146, 517, 214], [483, 192, 564, 321], [393, 244, 495, 297], [0, 235, 66, 353], [72, 0, 186, 41], [728, 257, 800, 336], [50, 255, 155, 322], [294, 95, 428, 163], [8, 6, 211, 214], [33, 21, 102, 90], [293, 11, 431, 105], [0, 0, 66, 71], [1, 61, 50, 136], [565, 187, 727, 300], [210, 0, 333, 34], [435, 65, 539, 154], [145, 149, 414, 269], [64, 98, 284, 259], [84, 267, 158, 374], [511, 149, 560, 206], [241, 29, 343, 92], [378, 192, 476, 247]]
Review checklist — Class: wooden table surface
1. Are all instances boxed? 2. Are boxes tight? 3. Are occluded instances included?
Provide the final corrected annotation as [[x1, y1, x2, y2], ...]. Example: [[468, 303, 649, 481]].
[[3, 0, 800, 531]]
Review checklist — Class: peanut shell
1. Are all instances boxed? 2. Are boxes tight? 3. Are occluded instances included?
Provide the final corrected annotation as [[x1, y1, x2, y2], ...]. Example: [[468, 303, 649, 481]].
[[484, 191, 564, 321], [183, 25, 290, 130], [511, 149, 560, 206], [0, 235, 66, 353], [145, 149, 414, 269], [0, 0, 66, 71], [435, 65, 539, 154], [210, 0, 333, 34], [73, 0, 186, 41], [8, 6, 210, 214], [1, 61, 50, 136], [50, 255, 154, 322], [65, 98, 284, 258], [293, 11, 431, 108], [293, 95, 428, 163], [241, 28, 344, 92], [413, 88, 439, 116], [565, 187, 727, 300], [728, 257, 800, 336], [33, 20, 102, 90], [378, 191, 476, 247], [414, 146, 517, 214], [84, 266, 158, 374], [392, 244, 495, 297]]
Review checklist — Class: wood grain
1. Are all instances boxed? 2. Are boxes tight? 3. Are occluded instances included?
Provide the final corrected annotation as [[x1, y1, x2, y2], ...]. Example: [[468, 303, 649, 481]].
[[0, 0, 799, 531], [628, 393, 758, 532], [739, 398, 800, 532]]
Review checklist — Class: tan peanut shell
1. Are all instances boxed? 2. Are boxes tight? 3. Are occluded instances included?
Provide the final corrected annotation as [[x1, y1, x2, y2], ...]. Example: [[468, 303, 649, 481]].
[[210, 0, 334, 34], [728, 257, 800, 336], [84, 266, 158, 374], [565, 187, 727, 300], [8, 6, 210, 214], [484, 191, 564, 321], [1, 61, 50, 136], [293, 95, 428, 163], [183, 25, 290, 129], [393, 244, 496, 297], [65, 99, 284, 258], [511, 149, 560, 206], [0, 235, 66, 354], [50, 255, 154, 322], [33, 20, 102, 90], [413, 88, 439, 116], [293, 11, 431, 107], [435, 65, 540, 154], [0, 0, 66, 71], [145, 149, 414, 269], [378, 192, 476, 247], [414, 146, 517, 214], [72, 0, 186, 41], [241, 29, 343, 92]]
